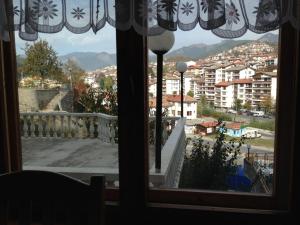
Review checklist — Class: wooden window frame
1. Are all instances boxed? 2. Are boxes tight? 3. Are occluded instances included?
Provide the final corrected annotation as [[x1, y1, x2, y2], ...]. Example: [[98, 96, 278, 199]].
[[0, 21, 298, 224]]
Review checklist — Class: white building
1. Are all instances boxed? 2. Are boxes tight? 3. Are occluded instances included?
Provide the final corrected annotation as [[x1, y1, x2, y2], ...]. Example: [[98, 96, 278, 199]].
[[166, 95, 198, 119], [165, 77, 180, 95], [149, 81, 157, 97], [214, 82, 235, 109], [149, 95, 198, 119]]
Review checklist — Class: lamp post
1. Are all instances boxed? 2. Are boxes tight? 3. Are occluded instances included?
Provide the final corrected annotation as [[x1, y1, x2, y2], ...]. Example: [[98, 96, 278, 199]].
[[247, 144, 251, 160], [176, 62, 187, 118], [149, 31, 175, 172]]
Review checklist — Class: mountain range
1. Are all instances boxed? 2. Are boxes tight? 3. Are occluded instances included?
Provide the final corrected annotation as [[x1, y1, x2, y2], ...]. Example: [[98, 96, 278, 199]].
[[18, 33, 278, 71]]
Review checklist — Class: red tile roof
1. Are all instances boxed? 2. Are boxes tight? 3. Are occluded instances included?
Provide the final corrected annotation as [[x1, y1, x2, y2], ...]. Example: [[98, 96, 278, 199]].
[[165, 95, 197, 103], [232, 79, 253, 84], [225, 122, 244, 130], [199, 121, 219, 128], [149, 98, 173, 108], [215, 81, 232, 87]]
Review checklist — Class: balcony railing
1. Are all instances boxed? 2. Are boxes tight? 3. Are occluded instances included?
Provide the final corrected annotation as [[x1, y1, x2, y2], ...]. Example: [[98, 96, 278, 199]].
[[21, 112, 185, 188], [20, 112, 178, 145]]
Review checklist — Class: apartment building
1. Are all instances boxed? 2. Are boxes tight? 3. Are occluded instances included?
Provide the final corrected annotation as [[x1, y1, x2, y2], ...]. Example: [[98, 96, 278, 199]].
[[252, 72, 277, 108], [165, 76, 180, 95], [214, 82, 235, 109], [232, 79, 253, 105], [225, 66, 255, 81]]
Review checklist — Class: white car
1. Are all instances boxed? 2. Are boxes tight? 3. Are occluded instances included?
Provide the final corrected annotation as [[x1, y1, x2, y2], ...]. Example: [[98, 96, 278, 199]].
[[227, 109, 237, 114], [252, 111, 265, 117]]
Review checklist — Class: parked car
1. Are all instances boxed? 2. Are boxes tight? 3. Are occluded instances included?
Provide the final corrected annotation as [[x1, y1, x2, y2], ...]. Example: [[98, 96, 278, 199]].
[[252, 111, 265, 117], [227, 109, 237, 114], [262, 114, 273, 119]]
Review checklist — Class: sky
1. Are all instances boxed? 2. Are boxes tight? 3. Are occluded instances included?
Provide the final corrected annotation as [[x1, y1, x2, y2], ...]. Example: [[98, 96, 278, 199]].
[[14, 25, 278, 56]]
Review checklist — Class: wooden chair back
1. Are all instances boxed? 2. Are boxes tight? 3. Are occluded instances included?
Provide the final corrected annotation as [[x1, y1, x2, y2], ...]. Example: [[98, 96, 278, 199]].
[[0, 170, 105, 225]]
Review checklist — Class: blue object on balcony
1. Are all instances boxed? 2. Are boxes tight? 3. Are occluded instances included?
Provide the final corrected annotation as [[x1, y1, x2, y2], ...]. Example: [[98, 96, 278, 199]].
[[227, 166, 252, 191]]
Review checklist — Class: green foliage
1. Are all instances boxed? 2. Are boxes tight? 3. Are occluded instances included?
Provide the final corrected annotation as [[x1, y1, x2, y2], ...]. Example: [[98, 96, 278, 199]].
[[243, 100, 252, 111], [233, 98, 243, 111], [247, 119, 275, 131], [76, 87, 118, 116], [99, 76, 115, 90], [187, 90, 194, 97], [21, 40, 64, 87], [202, 108, 233, 121], [63, 59, 85, 87], [179, 123, 243, 190]]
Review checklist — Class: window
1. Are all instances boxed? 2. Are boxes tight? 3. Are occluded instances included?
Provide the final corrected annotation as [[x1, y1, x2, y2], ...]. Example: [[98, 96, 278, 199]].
[[15, 28, 120, 188], [187, 111, 192, 116], [0, 21, 298, 223]]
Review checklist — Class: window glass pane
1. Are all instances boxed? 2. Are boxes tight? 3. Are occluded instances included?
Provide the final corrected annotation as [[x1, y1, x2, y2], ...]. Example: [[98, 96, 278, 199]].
[[148, 28, 278, 193], [15, 27, 119, 188]]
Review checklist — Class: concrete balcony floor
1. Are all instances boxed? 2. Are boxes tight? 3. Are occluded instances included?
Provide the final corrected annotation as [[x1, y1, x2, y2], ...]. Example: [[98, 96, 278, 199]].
[[22, 138, 155, 169]]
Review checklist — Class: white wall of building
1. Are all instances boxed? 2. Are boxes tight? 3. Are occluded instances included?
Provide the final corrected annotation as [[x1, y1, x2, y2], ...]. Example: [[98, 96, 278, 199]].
[[165, 79, 180, 95], [271, 77, 277, 101], [168, 102, 197, 119], [239, 68, 255, 79]]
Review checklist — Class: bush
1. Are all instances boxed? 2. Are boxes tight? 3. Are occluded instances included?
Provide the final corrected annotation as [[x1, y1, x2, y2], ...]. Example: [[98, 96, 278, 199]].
[[202, 107, 233, 121], [179, 123, 243, 190]]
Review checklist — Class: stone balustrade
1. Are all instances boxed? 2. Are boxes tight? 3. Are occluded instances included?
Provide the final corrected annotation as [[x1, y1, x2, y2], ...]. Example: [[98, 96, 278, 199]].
[[20, 112, 179, 145], [20, 112, 118, 143]]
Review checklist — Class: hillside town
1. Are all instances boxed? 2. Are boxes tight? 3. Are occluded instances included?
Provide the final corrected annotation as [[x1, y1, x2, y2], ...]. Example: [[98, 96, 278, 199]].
[[17, 38, 277, 192], [81, 40, 278, 120]]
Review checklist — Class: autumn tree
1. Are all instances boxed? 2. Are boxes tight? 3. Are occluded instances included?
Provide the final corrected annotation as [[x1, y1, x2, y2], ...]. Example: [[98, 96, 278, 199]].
[[259, 95, 273, 113], [243, 100, 252, 111], [63, 59, 85, 88], [22, 40, 64, 88]]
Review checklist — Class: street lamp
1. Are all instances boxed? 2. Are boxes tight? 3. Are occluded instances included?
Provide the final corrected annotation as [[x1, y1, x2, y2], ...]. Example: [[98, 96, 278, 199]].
[[176, 62, 187, 118], [149, 31, 175, 172], [247, 144, 251, 160]]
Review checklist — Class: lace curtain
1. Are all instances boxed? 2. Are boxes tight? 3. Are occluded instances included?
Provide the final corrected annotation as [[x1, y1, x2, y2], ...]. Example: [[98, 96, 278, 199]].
[[0, 0, 300, 41]]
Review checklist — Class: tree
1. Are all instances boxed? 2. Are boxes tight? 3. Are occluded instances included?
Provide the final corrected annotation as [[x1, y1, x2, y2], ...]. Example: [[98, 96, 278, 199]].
[[63, 59, 85, 88], [22, 40, 64, 88], [233, 98, 243, 111], [259, 95, 273, 113], [243, 100, 252, 111], [99, 76, 115, 90], [179, 122, 243, 190], [76, 87, 118, 116], [187, 90, 194, 97]]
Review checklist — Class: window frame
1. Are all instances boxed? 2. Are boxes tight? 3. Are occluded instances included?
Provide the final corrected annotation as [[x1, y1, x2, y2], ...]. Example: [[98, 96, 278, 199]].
[[0, 23, 298, 218], [146, 25, 297, 211]]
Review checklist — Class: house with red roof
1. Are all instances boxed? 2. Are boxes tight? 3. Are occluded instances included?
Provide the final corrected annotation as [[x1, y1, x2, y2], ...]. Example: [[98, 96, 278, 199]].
[[196, 121, 219, 135]]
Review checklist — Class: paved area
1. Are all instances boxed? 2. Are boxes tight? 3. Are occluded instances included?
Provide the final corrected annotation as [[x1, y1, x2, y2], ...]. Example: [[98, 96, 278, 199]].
[[22, 138, 155, 168]]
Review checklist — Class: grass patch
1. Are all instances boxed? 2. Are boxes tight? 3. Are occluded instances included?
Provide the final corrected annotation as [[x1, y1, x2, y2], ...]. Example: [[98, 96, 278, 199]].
[[244, 138, 274, 149], [202, 108, 233, 121], [247, 119, 275, 131]]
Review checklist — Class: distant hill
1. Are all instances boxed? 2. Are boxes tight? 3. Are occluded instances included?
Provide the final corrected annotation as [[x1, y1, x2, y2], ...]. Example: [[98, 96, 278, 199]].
[[166, 40, 251, 60], [257, 33, 278, 43], [59, 52, 116, 71], [17, 33, 279, 71]]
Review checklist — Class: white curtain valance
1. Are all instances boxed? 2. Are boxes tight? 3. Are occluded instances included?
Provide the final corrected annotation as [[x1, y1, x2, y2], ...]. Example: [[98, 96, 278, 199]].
[[0, 0, 299, 41]]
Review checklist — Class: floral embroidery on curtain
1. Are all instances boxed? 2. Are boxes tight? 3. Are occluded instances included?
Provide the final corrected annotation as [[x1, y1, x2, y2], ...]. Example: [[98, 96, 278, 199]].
[[0, 0, 299, 41]]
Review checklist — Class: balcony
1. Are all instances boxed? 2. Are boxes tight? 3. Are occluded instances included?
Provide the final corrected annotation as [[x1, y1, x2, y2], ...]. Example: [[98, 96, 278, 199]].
[[20, 112, 186, 188]]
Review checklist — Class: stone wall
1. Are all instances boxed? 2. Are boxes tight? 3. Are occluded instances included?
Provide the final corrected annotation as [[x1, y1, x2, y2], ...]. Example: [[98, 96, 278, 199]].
[[18, 88, 59, 112]]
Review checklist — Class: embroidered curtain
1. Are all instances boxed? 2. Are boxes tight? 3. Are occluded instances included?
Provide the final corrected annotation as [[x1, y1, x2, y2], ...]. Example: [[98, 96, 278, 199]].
[[0, 0, 300, 41]]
